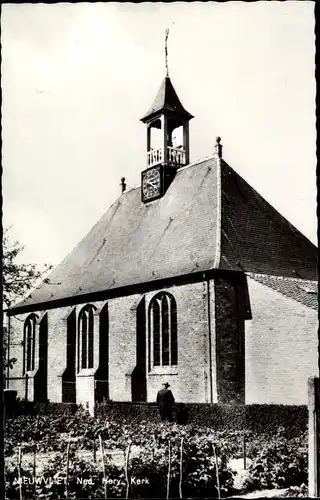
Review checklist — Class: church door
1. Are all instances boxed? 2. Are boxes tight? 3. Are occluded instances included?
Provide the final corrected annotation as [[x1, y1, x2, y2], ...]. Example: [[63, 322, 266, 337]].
[[132, 297, 147, 401]]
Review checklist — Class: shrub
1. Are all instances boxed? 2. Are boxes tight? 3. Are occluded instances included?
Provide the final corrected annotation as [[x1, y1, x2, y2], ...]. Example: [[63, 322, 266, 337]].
[[5, 423, 238, 498], [126, 424, 236, 498], [5, 462, 34, 499], [279, 483, 308, 497], [38, 453, 125, 499], [5, 451, 126, 499], [4, 407, 95, 455], [243, 433, 308, 491], [4, 406, 308, 496]]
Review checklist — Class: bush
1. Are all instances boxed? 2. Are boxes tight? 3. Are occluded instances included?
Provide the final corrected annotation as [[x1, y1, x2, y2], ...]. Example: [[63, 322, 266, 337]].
[[279, 484, 308, 497], [4, 407, 95, 455], [243, 431, 308, 491], [5, 462, 34, 499], [4, 423, 238, 498], [4, 407, 309, 497], [5, 451, 126, 499], [124, 424, 236, 498]]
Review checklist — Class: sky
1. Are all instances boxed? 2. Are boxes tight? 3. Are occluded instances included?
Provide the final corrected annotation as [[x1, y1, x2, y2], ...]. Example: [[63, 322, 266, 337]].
[[2, 1, 317, 268]]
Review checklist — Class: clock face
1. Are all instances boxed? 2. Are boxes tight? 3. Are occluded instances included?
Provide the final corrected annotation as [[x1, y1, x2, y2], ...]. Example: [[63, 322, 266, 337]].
[[142, 167, 161, 201]]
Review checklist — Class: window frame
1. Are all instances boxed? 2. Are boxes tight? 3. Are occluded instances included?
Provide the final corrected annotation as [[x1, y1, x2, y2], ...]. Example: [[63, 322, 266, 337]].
[[77, 305, 96, 372], [23, 314, 38, 374], [149, 292, 177, 370]]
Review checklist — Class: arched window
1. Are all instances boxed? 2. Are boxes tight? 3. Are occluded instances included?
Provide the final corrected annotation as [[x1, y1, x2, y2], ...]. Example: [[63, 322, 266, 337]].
[[149, 293, 177, 367], [78, 305, 95, 371], [23, 314, 38, 373]]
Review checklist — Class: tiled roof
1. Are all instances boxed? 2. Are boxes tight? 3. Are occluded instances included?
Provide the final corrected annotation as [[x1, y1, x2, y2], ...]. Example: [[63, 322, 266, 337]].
[[246, 273, 318, 310], [140, 77, 193, 122], [10, 156, 318, 311], [13, 158, 219, 309], [219, 160, 317, 279]]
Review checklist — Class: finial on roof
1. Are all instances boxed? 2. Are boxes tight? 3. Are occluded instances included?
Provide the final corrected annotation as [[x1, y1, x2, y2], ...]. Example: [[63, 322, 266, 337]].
[[120, 177, 126, 193], [214, 136, 223, 159], [165, 28, 169, 77]]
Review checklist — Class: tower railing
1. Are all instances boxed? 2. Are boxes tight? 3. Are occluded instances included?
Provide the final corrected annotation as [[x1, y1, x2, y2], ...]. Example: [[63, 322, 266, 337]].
[[147, 148, 163, 167], [147, 147, 186, 168], [167, 146, 186, 166]]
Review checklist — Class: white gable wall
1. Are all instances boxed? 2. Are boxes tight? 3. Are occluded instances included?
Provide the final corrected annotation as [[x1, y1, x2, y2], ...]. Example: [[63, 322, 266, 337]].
[[246, 277, 318, 405]]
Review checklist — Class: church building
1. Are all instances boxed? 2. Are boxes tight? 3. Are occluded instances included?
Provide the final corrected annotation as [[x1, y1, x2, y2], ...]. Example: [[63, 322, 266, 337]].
[[6, 65, 318, 412]]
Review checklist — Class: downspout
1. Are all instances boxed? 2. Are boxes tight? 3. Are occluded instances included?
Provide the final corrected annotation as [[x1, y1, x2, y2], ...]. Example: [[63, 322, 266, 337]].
[[206, 277, 213, 403]]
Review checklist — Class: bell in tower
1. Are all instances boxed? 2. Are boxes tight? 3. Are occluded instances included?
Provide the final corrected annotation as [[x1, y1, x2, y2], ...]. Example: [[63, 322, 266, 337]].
[[140, 30, 194, 203]]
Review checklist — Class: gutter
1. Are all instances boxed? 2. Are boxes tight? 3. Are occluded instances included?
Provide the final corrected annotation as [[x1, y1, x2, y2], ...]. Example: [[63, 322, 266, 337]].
[[7, 268, 244, 317]]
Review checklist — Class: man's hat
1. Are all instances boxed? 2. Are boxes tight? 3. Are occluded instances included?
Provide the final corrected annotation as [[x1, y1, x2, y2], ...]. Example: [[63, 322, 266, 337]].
[[163, 382, 170, 388]]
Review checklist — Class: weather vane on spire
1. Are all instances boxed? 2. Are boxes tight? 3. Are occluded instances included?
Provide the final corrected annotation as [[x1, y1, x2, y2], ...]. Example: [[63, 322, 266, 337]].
[[165, 28, 169, 76]]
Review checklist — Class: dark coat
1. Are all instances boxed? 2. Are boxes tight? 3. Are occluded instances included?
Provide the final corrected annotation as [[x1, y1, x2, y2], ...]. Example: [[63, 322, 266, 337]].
[[156, 388, 175, 410]]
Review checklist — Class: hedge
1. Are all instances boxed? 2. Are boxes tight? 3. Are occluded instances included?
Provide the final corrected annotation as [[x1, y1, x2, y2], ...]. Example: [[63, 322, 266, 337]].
[[14, 400, 307, 437], [94, 401, 307, 436], [16, 401, 79, 416]]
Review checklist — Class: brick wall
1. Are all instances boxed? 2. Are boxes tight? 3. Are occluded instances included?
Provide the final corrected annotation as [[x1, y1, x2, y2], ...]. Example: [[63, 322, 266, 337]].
[[47, 306, 74, 402], [75, 300, 107, 412], [7, 313, 29, 397], [246, 277, 318, 404], [7, 273, 316, 407], [7, 279, 215, 406], [108, 294, 143, 402], [146, 281, 212, 403], [214, 275, 246, 404]]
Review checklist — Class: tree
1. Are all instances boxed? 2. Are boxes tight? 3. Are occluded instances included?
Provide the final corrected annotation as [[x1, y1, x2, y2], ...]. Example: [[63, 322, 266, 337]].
[[3, 228, 53, 309], [2, 227, 53, 371]]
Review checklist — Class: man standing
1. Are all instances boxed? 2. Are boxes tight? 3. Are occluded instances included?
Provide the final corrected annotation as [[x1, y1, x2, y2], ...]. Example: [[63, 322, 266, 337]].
[[156, 382, 175, 422]]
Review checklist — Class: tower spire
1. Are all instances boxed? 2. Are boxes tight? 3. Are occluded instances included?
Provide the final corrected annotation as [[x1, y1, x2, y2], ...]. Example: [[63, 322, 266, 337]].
[[140, 29, 194, 196], [165, 28, 169, 77]]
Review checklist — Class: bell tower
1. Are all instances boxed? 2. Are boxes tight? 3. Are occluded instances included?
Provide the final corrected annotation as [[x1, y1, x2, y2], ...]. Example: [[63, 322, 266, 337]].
[[140, 30, 194, 203]]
